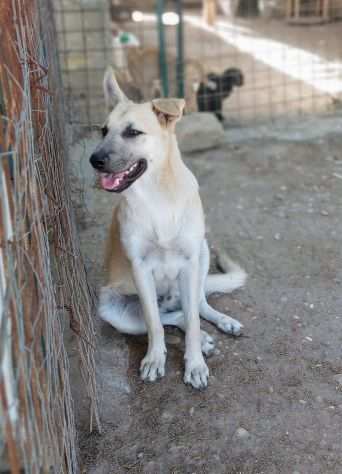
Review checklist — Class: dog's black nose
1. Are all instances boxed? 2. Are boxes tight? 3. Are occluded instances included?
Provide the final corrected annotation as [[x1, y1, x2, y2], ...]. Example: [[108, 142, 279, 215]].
[[90, 150, 108, 170]]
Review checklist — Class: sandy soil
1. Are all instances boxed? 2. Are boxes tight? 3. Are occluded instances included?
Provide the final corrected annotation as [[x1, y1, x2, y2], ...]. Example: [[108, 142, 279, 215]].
[[67, 114, 342, 474]]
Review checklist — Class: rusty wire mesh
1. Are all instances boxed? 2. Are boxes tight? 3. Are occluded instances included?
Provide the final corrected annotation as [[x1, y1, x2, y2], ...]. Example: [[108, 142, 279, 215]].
[[0, 0, 100, 472], [55, 0, 342, 127]]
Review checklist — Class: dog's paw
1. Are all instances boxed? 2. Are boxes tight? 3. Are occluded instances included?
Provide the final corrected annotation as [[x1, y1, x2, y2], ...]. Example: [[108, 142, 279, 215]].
[[140, 347, 166, 382], [201, 330, 215, 357], [184, 355, 209, 389], [217, 316, 243, 336]]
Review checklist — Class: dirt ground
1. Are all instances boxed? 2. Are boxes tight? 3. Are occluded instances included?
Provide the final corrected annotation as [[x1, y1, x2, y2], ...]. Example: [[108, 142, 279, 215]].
[[68, 114, 342, 474]]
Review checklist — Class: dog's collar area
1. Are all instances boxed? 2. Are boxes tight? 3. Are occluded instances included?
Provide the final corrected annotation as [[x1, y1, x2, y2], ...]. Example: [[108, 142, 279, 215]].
[[98, 158, 147, 193]]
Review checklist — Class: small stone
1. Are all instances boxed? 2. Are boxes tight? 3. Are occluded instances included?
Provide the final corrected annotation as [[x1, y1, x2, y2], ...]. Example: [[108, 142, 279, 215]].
[[280, 185, 287, 191], [176, 113, 225, 153], [299, 399, 307, 405], [189, 407, 195, 416], [214, 348, 221, 356], [309, 304, 314, 309], [333, 374, 342, 385], [293, 315, 300, 320], [321, 210, 329, 216], [274, 233, 281, 241], [304, 336, 313, 342], [137, 452, 144, 459], [269, 386, 274, 393], [161, 411, 172, 421], [234, 427, 250, 439]]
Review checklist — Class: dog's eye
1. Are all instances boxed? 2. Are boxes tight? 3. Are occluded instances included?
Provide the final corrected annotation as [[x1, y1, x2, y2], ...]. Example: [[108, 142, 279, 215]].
[[122, 125, 144, 139], [101, 126, 109, 137]]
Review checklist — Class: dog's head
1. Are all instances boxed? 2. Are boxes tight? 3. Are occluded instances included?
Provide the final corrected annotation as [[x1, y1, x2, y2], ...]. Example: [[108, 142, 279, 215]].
[[90, 67, 185, 193]]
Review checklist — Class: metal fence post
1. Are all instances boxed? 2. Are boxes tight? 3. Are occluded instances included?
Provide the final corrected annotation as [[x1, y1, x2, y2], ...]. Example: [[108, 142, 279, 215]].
[[176, 0, 185, 98], [157, 0, 169, 97]]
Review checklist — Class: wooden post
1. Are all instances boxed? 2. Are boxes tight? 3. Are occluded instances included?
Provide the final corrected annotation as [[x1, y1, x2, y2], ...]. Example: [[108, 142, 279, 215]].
[[203, 0, 217, 26], [294, 0, 300, 19], [286, 0, 293, 18], [322, 0, 330, 20], [287, 0, 330, 23]]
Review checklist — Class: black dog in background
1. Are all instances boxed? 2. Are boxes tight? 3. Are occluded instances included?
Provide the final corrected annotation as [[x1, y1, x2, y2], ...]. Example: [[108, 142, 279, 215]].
[[197, 68, 244, 121]]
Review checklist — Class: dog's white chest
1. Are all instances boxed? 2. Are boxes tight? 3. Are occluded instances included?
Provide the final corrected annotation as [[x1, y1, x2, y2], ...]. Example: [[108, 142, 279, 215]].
[[148, 245, 184, 271], [131, 211, 193, 294], [118, 183, 204, 297]]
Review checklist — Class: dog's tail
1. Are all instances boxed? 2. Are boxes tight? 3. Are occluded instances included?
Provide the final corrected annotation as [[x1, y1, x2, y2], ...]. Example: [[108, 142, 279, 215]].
[[205, 251, 247, 296]]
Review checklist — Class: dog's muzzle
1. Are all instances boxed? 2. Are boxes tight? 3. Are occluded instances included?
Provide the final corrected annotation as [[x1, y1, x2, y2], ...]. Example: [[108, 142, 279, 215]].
[[89, 151, 147, 193], [90, 149, 109, 171]]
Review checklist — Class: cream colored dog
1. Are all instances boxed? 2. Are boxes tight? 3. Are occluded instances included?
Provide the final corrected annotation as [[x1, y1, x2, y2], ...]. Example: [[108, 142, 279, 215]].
[[90, 68, 246, 389]]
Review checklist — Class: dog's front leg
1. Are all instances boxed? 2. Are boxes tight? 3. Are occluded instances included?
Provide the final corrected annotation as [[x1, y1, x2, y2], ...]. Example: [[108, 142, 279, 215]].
[[132, 262, 166, 382], [180, 256, 209, 389]]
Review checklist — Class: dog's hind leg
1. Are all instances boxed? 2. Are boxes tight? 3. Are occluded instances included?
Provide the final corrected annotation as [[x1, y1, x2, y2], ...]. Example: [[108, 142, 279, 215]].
[[98, 287, 214, 355], [198, 240, 244, 336], [99, 287, 147, 335], [161, 311, 215, 357], [200, 299, 243, 336]]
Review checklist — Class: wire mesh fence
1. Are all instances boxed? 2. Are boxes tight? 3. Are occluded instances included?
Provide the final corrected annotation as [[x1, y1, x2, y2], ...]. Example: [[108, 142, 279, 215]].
[[0, 0, 100, 472], [54, 0, 342, 127]]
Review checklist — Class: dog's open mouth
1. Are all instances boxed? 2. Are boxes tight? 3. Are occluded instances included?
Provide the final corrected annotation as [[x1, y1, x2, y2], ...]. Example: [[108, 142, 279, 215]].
[[99, 159, 147, 193]]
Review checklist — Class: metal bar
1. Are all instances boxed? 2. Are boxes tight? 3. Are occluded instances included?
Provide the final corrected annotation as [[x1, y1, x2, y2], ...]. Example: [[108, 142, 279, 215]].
[[156, 0, 169, 97], [176, 0, 184, 98]]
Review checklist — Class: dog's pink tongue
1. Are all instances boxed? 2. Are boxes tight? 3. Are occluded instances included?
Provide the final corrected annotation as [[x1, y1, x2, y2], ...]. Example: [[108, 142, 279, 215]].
[[100, 173, 121, 190]]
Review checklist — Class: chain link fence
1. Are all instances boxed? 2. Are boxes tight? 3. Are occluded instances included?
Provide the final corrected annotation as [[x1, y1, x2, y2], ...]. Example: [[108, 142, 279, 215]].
[[55, 0, 342, 127]]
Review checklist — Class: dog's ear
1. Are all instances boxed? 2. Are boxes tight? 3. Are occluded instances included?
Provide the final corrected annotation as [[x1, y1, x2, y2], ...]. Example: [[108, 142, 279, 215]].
[[103, 66, 128, 110], [152, 98, 185, 131]]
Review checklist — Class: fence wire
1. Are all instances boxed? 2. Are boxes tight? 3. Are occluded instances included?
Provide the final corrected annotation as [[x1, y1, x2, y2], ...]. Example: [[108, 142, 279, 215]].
[[55, 0, 342, 127], [0, 0, 100, 472]]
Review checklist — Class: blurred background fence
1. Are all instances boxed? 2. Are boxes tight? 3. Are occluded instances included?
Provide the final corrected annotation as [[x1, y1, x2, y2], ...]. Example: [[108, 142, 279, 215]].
[[0, 1, 100, 472], [55, 0, 342, 127]]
